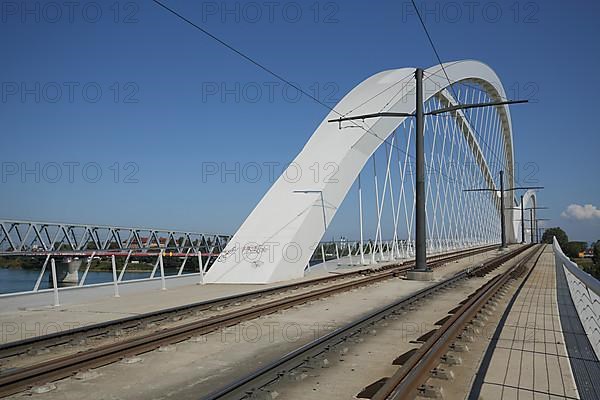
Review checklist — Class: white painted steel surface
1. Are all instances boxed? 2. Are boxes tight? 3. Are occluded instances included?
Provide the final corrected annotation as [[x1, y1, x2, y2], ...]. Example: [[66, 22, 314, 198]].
[[207, 60, 516, 283]]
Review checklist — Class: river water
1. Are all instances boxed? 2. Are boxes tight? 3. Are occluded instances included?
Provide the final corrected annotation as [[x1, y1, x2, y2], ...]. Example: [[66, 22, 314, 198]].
[[0, 268, 152, 294]]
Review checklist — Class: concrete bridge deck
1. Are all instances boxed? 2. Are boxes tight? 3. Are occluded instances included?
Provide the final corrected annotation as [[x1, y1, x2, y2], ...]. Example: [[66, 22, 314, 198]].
[[0, 257, 370, 345], [0, 246, 493, 345], [2, 244, 599, 400]]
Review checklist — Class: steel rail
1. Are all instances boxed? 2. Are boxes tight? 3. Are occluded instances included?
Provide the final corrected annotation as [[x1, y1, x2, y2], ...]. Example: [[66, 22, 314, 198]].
[[373, 244, 544, 400], [0, 245, 499, 397], [202, 245, 534, 400], [0, 245, 496, 359]]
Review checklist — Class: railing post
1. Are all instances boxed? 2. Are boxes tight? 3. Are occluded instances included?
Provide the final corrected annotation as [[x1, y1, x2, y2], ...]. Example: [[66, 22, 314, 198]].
[[33, 254, 50, 292], [348, 243, 353, 266], [50, 258, 59, 307], [159, 250, 166, 290], [79, 251, 95, 286], [111, 255, 120, 298], [177, 248, 191, 276], [117, 250, 132, 282], [197, 253, 205, 285]]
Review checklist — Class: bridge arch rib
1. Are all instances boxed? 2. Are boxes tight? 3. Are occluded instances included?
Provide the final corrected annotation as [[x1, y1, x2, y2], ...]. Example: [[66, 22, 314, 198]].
[[519, 189, 538, 243], [206, 60, 516, 284]]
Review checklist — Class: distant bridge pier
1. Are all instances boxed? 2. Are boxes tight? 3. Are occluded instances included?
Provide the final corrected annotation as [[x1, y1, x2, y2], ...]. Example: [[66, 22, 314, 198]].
[[50, 257, 82, 287]]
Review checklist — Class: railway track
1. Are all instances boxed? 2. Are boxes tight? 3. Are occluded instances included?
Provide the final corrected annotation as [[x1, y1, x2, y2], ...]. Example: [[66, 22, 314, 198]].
[[0, 245, 495, 363], [368, 244, 544, 400], [201, 244, 536, 400], [0, 245, 499, 397]]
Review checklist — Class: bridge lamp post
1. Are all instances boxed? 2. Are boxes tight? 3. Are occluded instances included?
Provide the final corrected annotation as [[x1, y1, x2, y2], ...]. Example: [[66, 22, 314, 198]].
[[465, 173, 543, 249], [329, 68, 527, 271]]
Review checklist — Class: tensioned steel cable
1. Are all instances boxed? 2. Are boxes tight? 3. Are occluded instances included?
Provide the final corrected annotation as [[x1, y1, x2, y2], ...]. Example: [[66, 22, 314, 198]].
[[151, 0, 489, 189], [409, 0, 518, 185]]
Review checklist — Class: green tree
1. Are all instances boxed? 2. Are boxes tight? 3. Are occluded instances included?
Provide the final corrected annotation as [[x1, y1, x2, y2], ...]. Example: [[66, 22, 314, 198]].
[[541, 227, 568, 248], [564, 241, 587, 258], [593, 241, 600, 265]]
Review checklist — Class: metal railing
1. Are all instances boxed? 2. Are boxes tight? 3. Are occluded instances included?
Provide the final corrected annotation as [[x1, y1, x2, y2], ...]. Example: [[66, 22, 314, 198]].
[[553, 237, 600, 359], [0, 218, 498, 306], [0, 220, 234, 303], [308, 238, 494, 268]]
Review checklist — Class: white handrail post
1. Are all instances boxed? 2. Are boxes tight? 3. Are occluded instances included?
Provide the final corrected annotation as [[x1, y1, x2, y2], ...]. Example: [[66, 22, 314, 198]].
[[79, 251, 95, 286], [321, 244, 328, 272], [150, 254, 160, 279], [50, 258, 59, 307], [177, 248, 191, 276], [117, 250, 132, 282], [33, 254, 50, 292], [348, 243, 353, 266], [159, 250, 166, 290], [202, 246, 215, 280], [111, 255, 120, 298], [198, 253, 205, 285]]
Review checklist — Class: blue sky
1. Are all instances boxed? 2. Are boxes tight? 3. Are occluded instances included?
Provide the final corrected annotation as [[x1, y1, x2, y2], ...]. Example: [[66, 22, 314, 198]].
[[1, 0, 599, 243]]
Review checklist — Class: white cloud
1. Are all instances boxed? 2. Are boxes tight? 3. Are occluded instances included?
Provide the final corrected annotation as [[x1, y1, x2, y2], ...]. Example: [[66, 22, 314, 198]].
[[561, 204, 600, 221]]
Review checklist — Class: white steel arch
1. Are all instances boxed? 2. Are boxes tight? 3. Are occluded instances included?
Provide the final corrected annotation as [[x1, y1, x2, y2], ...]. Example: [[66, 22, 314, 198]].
[[206, 60, 516, 283]]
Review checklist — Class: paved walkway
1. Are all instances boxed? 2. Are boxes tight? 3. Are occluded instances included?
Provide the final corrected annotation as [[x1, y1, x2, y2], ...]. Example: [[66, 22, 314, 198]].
[[473, 246, 582, 399]]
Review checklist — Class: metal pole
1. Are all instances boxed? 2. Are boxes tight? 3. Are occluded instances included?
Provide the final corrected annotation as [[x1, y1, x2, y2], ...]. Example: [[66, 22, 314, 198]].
[[33, 254, 51, 292], [79, 251, 95, 286], [415, 68, 428, 271], [520, 195, 525, 244], [348, 242, 353, 266], [159, 250, 166, 290], [530, 209, 534, 243], [118, 250, 132, 282], [358, 174, 365, 265], [321, 243, 328, 272], [500, 170, 507, 249], [198, 253, 205, 285], [372, 156, 383, 262], [50, 258, 59, 307], [111, 255, 120, 298]]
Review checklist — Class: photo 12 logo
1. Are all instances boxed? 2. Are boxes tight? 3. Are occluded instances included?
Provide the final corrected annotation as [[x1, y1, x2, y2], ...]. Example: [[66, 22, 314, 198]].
[[199, 1, 340, 24], [200, 161, 339, 184], [201, 81, 339, 105], [1, 1, 140, 24], [1, 81, 140, 104], [402, 1, 540, 24], [1, 161, 140, 184]]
